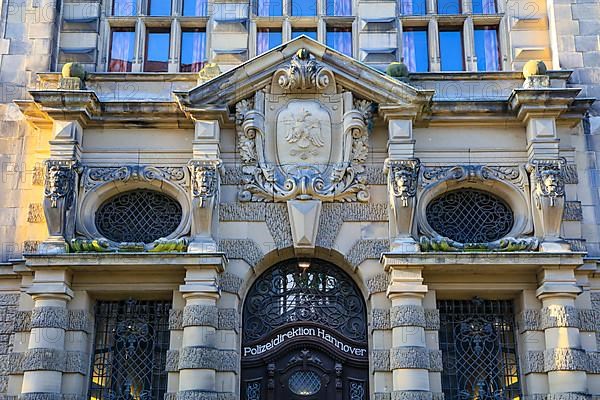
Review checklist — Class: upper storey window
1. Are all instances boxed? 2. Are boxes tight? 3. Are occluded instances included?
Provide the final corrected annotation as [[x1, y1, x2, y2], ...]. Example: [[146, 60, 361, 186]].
[[257, 28, 283, 54], [474, 27, 500, 71], [113, 0, 136, 16], [438, 0, 461, 14], [181, 29, 207, 72], [439, 29, 464, 71], [472, 0, 496, 13], [183, 0, 209, 16], [257, 0, 283, 16], [109, 29, 135, 72], [144, 30, 170, 72], [291, 0, 317, 16], [401, 0, 426, 15], [148, 0, 171, 16], [403, 28, 429, 72], [327, 27, 352, 56], [326, 0, 352, 16]]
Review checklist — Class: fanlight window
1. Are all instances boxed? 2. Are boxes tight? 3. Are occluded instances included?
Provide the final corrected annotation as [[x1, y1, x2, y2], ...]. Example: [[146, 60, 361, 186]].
[[242, 259, 367, 343], [95, 189, 182, 243], [425, 189, 513, 243]]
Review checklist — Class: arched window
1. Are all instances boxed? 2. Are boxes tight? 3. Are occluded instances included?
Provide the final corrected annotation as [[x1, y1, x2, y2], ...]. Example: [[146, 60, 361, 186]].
[[95, 189, 182, 243], [243, 259, 367, 343], [426, 188, 514, 243]]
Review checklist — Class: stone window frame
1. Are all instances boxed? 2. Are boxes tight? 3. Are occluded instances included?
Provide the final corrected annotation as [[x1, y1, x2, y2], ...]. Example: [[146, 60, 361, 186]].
[[98, 0, 210, 72]]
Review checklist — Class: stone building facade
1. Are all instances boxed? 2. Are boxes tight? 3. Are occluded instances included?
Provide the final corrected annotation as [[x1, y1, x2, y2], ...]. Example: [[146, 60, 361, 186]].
[[0, 0, 599, 399]]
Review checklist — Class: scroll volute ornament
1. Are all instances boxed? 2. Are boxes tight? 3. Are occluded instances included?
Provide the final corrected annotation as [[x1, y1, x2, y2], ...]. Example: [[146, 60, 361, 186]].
[[384, 158, 420, 252], [527, 158, 569, 251], [273, 48, 335, 94], [187, 160, 221, 253], [42, 159, 81, 252]]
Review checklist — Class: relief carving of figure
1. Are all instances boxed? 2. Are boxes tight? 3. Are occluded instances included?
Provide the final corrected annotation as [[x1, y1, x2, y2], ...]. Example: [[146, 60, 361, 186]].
[[384, 159, 420, 252], [284, 108, 324, 160], [188, 160, 221, 252], [528, 158, 568, 250]]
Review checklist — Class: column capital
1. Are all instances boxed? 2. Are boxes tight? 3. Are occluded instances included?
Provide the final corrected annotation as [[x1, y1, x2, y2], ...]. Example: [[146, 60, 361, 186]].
[[536, 266, 581, 300], [179, 259, 226, 295], [383, 259, 428, 298], [26, 268, 74, 301]]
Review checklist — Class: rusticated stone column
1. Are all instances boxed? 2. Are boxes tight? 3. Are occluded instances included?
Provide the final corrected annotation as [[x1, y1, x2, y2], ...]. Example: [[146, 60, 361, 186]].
[[537, 267, 588, 398], [20, 269, 73, 400], [177, 256, 239, 399], [384, 257, 432, 399]]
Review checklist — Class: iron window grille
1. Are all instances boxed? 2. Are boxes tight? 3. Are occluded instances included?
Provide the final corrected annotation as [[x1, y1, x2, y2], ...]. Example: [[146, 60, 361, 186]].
[[88, 299, 171, 400], [438, 299, 522, 400], [426, 188, 514, 243], [95, 189, 182, 243], [242, 259, 367, 343]]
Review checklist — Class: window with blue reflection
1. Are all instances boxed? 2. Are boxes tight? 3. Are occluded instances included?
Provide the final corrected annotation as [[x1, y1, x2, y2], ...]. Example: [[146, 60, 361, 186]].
[[113, 0, 136, 16], [257, 28, 282, 54], [183, 0, 208, 16], [474, 27, 500, 71], [437, 0, 460, 14], [472, 0, 496, 13], [109, 29, 135, 72], [148, 0, 171, 15], [439, 30, 464, 70], [402, 29, 429, 72], [326, 0, 351, 16], [291, 0, 317, 16], [145, 31, 170, 72], [326, 27, 352, 56], [181, 30, 206, 72], [292, 29, 317, 40], [401, 0, 426, 15], [257, 0, 283, 16]]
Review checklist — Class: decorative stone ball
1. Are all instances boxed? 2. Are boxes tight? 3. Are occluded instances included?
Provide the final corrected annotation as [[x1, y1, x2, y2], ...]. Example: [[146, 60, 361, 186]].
[[522, 60, 548, 78], [61, 62, 86, 80], [386, 61, 409, 79]]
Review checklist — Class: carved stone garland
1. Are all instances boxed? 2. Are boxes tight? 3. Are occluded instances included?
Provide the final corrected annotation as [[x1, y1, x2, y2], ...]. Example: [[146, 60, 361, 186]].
[[81, 165, 188, 194], [235, 48, 374, 203]]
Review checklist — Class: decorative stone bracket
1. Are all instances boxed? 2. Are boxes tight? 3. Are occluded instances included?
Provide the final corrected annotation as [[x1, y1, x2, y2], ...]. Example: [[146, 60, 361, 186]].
[[40, 159, 82, 254], [527, 158, 570, 252], [188, 159, 222, 253], [384, 158, 420, 253]]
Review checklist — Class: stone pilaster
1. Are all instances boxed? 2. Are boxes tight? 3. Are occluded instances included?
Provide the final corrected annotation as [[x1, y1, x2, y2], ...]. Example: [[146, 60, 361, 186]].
[[177, 256, 226, 399], [21, 269, 73, 399], [536, 267, 587, 397], [384, 255, 432, 398]]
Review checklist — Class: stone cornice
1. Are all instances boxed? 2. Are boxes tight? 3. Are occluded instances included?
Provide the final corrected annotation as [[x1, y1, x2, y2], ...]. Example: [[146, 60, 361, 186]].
[[24, 253, 227, 272], [23, 90, 100, 127], [508, 88, 584, 123], [382, 251, 585, 271]]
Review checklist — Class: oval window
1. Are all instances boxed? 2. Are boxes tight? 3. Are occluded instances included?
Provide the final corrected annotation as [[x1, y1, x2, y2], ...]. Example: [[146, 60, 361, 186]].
[[288, 370, 321, 396], [425, 189, 514, 243], [95, 189, 182, 243]]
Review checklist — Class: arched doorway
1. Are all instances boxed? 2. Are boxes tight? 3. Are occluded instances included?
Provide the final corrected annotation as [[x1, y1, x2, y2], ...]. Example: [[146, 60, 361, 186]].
[[241, 259, 369, 400]]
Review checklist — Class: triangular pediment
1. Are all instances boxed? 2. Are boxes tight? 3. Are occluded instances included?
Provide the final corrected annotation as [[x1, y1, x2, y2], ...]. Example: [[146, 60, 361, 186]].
[[174, 36, 433, 117]]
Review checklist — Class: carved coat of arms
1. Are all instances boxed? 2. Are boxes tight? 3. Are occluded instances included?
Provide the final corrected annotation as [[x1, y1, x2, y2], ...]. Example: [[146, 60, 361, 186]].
[[235, 49, 373, 203]]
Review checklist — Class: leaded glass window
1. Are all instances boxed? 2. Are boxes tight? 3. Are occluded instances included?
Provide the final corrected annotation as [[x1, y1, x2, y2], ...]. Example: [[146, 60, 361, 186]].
[[438, 299, 522, 400], [426, 189, 514, 243], [95, 189, 182, 243], [88, 299, 171, 400]]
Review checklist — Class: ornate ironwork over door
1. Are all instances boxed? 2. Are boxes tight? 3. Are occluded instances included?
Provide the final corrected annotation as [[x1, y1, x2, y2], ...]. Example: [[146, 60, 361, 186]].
[[241, 259, 369, 400], [438, 299, 522, 400]]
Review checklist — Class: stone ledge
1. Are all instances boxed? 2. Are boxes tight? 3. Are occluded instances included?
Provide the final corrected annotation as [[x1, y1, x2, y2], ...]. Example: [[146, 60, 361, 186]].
[[391, 305, 426, 328], [14, 310, 92, 333], [391, 391, 440, 400], [9, 350, 87, 374], [176, 391, 217, 400], [182, 305, 218, 328], [18, 394, 63, 400]]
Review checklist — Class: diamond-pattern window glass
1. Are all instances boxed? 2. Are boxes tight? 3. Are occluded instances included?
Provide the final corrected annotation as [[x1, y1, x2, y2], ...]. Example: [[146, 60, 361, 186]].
[[95, 189, 182, 243], [425, 189, 513, 243], [288, 371, 321, 395]]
